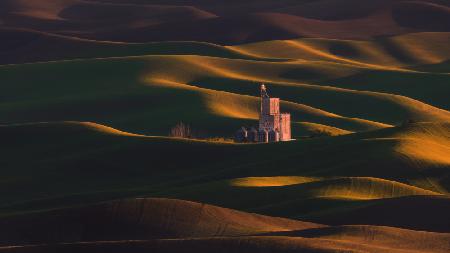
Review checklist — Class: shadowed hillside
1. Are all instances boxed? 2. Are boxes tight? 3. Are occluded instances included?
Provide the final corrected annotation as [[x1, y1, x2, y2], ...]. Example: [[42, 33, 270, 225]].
[[0, 27, 261, 65], [0, 198, 323, 245], [1, 0, 449, 43], [0, 198, 448, 253]]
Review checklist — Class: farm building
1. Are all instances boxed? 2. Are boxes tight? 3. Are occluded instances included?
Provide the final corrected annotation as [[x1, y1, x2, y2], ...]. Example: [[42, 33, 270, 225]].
[[235, 85, 291, 143]]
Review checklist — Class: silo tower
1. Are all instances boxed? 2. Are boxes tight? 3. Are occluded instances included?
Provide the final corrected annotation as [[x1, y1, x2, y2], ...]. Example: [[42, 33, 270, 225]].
[[258, 84, 291, 141], [259, 84, 280, 132], [234, 84, 292, 143]]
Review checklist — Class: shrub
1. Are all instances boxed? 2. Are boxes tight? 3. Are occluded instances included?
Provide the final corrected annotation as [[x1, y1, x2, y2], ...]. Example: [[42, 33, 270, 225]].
[[309, 129, 330, 138]]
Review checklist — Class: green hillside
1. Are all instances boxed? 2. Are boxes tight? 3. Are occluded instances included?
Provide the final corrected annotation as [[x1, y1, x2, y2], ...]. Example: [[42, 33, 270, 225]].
[[1, 52, 449, 138], [1, 34, 449, 227], [1, 121, 448, 232]]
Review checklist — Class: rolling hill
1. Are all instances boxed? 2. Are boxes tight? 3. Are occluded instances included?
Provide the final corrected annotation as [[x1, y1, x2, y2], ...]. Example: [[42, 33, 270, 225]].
[[1, 0, 449, 43], [0, 198, 324, 245], [0, 0, 449, 252], [1, 47, 449, 135], [0, 198, 448, 253], [0, 121, 449, 233]]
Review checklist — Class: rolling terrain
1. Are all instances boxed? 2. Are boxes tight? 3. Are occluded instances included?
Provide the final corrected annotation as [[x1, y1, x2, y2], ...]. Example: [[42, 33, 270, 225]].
[[1, 0, 450, 43], [0, 198, 449, 253], [1, 121, 449, 232], [0, 0, 449, 252]]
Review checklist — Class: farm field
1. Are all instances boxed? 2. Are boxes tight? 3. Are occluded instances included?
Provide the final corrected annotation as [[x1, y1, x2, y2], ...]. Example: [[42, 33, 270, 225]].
[[1, 0, 449, 252]]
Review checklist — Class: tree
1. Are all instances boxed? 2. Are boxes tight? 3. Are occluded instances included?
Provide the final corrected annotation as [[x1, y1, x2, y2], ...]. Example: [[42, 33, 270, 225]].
[[169, 122, 192, 138]]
